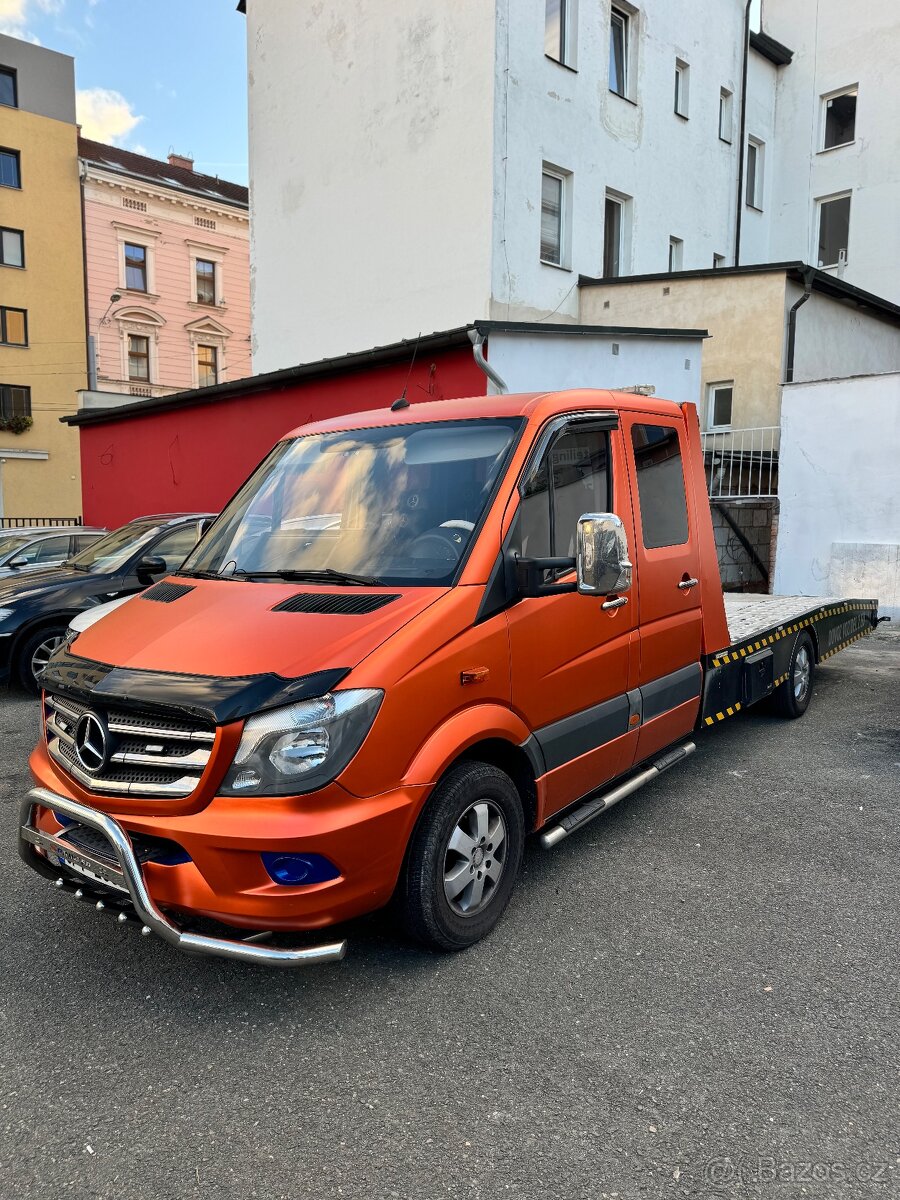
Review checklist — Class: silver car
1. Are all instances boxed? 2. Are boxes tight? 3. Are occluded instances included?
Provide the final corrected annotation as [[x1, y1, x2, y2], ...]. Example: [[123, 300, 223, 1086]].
[[0, 527, 106, 580]]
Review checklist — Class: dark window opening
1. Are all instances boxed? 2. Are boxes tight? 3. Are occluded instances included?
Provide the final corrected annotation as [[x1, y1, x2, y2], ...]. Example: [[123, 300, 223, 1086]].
[[0, 383, 31, 419], [0, 148, 21, 189], [0, 68, 17, 109], [128, 334, 150, 381], [818, 195, 851, 267], [196, 258, 216, 305], [631, 423, 689, 548], [824, 91, 856, 149], [125, 243, 147, 291]]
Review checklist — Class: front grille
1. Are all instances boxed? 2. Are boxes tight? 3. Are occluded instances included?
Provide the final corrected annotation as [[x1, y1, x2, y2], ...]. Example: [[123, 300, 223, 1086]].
[[44, 692, 216, 799], [272, 592, 400, 615], [60, 822, 191, 867]]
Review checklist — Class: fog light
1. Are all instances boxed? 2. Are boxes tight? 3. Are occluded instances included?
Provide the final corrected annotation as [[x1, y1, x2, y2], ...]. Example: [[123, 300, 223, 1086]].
[[261, 852, 340, 886]]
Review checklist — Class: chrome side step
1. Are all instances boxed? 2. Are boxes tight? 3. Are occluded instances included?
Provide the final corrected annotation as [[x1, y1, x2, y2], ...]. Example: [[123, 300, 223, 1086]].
[[540, 741, 697, 849]]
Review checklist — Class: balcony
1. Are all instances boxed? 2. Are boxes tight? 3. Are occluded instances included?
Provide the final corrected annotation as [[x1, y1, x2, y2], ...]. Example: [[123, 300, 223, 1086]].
[[701, 427, 780, 499]]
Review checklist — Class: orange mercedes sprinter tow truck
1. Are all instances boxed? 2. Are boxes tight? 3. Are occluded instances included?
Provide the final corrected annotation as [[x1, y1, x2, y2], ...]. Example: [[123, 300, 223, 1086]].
[[18, 390, 880, 966]]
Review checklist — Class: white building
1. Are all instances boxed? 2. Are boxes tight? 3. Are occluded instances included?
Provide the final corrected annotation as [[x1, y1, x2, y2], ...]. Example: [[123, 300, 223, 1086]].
[[243, 0, 899, 371]]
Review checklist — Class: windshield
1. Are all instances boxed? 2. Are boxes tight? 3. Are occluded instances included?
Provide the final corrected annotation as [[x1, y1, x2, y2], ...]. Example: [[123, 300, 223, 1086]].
[[67, 521, 165, 574], [0, 533, 31, 562], [183, 419, 521, 586]]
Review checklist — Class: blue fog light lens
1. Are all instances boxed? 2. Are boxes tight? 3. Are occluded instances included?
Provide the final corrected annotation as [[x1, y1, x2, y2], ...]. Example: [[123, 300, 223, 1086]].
[[261, 852, 340, 886]]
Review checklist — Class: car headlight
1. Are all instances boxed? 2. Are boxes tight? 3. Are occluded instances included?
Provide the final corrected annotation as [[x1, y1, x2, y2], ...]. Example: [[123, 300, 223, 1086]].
[[219, 689, 383, 797]]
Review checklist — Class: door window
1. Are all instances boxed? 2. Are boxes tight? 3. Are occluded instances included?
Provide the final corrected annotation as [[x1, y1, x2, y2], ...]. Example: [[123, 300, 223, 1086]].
[[630, 424, 689, 548], [147, 524, 201, 573], [516, 427, 610, 560], [31, 535, 71, 564]]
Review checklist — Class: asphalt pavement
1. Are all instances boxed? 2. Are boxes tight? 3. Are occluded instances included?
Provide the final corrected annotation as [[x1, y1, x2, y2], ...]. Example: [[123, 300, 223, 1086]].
[[1, 629, 897, 1200]]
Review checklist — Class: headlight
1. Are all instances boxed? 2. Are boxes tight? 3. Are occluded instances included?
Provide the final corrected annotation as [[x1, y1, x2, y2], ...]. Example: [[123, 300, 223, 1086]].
[[220, 689, 383, 797]]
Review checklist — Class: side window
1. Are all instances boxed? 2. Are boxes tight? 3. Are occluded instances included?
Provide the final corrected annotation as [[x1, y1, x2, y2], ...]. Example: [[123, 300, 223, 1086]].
[[517, 427, 610, 560], [631, 423, 689, 548], [32, 535, 71, 563], [147, 524, 201, 573]]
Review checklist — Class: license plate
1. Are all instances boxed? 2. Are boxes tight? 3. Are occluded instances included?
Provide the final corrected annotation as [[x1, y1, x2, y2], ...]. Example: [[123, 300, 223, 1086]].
[[39, 836, 129, 894]]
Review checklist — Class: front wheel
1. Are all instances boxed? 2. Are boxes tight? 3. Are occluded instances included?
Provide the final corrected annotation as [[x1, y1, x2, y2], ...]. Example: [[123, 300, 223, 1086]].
[[399, 761, 525, 951], [17, 626, 68, 693], [771, 630, 815, 719]]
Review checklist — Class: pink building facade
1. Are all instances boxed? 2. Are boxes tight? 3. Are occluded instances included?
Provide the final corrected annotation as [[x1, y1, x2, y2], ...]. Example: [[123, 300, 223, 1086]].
[[79, 139, 251, 406]]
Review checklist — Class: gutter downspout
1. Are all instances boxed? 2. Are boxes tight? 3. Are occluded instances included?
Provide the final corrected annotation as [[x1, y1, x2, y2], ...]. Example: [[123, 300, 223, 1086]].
[[733, 0, 752, 267], [469, 328, 508, 394], [785, 267, 815, 383]]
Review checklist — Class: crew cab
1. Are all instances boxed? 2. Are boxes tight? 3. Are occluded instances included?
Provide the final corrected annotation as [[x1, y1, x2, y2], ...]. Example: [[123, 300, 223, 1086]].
[[18, 391, 879, 966]]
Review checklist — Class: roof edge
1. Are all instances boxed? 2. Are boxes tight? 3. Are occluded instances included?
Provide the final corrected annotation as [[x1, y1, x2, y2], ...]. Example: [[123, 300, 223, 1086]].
[[750, 29, 794, 67]]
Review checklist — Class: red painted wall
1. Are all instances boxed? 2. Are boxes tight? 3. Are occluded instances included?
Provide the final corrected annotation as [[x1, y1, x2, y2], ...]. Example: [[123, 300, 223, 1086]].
[[78, 347, 485, 527]]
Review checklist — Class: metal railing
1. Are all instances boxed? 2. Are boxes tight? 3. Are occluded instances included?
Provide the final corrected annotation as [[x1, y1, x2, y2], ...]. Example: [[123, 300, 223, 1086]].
[[0, 517, 83, 528], [701, 427, 780, 499]]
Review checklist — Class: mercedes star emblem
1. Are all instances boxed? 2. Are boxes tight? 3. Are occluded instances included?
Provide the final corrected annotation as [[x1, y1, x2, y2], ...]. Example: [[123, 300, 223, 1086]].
[[74, 711, 109, 774]]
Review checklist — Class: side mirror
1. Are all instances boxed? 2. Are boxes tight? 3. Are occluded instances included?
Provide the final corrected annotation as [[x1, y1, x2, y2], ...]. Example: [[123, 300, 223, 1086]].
[[136, 555, 167, 585], [576, 514, 632, 596], [7, 555, 29, 570]]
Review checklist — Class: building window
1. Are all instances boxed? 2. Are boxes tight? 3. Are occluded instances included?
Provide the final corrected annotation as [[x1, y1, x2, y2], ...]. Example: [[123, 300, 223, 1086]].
[[0, 67, 16, 108], [713, 253, 726, 268], [603, 192, 629, 278], [0, 383, 30, 420], [197, 344, 218, 388], [707, 381, 734, 430], [745, 137, 764, 209], [124, 243, 148, 291], [195, 259, 216, 305], [540, 169, 567, 266], [674, 60, 689, 118], [545, 0, 574, 66], [0, 148, 21, 189], [668, 236, 683, 272], [0, 307, 27, 346], [817, 193, 851, 268], [719, 89, 733, 142], [128, 334, 150, 381], [0, 227, 24, 268], [631, 424, 689, 549], [609, 6, 630, 98], [822, 88, 857, 150]]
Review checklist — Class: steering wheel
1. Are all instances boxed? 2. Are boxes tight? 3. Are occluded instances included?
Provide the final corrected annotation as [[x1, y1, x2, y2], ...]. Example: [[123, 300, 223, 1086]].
[[407, 521, 475, 566]]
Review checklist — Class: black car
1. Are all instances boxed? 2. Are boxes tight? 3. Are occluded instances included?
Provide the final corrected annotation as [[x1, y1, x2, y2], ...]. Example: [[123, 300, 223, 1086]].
[[0, 513, 213, 692]]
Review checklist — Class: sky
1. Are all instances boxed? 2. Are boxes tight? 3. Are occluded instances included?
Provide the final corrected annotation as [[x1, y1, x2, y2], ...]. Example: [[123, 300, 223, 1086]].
[[0, 0, 249, 184]]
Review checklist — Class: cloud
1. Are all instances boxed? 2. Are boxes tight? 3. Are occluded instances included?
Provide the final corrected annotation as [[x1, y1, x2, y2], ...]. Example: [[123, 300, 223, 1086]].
[[0, 0, 63, 39], [76, 87, 144, 145]]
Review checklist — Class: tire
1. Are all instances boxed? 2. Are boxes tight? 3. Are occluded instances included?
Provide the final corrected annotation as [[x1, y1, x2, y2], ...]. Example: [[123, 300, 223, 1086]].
[[771, 630, 815, 719], [17, 626, 68, 693], [399, 761, 525, 952]]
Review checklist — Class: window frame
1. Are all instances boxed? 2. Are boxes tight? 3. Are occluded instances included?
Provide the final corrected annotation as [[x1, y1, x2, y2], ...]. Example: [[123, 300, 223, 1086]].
[[0, 147, 21, 189], [630, 421, 690, 551], [0, 306, 28, 347], [706, 380, 734, 432], [609, 5, 631, 99], [603, 190, 630, 279], [668, 236, 683, 272], [820, 86, 857, 152], [816, 191, 852, 269], [195, 258, 217, 306], [0, 66, 17, 109], [745, 136, 764, 210], [718, 88, 733, 143], [0, 226, 24, 269], [674, 59, 689, 119], [124, 242, 149, 293], [540, 165, 569, 269], [713, 253, 726, 269], [545, 0, 577, 68], [196, 343, 219, 388], [0, 383, 31, 420], [127, 333, 151, 382]]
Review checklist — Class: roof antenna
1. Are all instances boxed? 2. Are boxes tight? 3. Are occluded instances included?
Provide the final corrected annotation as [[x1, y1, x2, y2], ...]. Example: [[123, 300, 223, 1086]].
[[391, 332, 421, 410]]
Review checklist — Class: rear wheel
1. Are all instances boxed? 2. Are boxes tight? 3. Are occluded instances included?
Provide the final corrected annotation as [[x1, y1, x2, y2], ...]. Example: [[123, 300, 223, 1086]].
[[399, 761, 525, 951], [771, 630, 815, 719], [17, 626, 67, 693]]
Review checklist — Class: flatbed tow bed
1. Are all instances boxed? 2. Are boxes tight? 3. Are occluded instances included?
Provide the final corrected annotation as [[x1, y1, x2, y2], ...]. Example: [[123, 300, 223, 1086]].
[[701, 594, 879, 726]]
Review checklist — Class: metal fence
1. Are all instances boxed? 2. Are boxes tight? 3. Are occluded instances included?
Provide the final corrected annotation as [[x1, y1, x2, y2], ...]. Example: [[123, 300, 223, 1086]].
[[701, 427, 780, 499], [0, 517, 83, 529]]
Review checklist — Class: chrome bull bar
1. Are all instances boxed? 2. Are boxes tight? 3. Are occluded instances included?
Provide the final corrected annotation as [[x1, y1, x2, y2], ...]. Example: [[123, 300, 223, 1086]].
[[18, 787, 347, 968]]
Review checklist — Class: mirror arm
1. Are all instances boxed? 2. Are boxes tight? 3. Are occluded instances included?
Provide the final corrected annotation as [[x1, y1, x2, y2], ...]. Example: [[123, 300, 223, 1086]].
[[514, 555, 577, 598]]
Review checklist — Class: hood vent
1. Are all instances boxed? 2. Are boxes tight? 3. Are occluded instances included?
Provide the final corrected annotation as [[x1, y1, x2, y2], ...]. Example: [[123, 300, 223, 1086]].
[[142, 581, 196, 603], [272, 592, 400, 616]]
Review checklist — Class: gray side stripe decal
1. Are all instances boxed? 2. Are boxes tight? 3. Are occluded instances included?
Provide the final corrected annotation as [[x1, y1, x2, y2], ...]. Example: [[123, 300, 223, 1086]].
[[641, 662, 702, 722]]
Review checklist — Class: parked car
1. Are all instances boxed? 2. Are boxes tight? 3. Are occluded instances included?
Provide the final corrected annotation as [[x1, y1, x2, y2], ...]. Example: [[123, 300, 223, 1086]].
[[18, 393, 879, 967], [0, 527, 106, 579], [0, 513, 213, 691]]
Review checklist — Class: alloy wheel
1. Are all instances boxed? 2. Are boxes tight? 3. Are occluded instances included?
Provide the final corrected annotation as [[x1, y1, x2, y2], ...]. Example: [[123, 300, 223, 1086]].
[[443, 799, 508, 916]]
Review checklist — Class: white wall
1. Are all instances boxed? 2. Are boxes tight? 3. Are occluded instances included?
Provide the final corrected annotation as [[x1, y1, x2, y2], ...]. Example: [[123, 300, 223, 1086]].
[[492, 0, 746, 322], [790, 285, 900, 383], [486, 330, 703, 403], [775, 373, 900, 617], [246, 0, 497, 372], [764, 0, 900, 303]]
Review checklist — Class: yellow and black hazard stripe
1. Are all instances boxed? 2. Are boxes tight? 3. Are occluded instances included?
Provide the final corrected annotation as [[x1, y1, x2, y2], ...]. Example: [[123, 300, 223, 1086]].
[[819, 624, 874, 660], [703, 701, 743, 727], [711, 601, 875, 669]]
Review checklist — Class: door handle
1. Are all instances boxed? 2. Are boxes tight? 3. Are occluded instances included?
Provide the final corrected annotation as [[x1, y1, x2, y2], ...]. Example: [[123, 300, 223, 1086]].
[[601, 596, 628, 610], [678, 578, 699, 590]]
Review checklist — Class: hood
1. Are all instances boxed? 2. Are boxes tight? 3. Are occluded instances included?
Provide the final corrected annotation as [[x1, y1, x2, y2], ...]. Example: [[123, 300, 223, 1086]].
[[70, 578, 447, 680], [0, 567, 98, 606], [68, 594, 133, 633]]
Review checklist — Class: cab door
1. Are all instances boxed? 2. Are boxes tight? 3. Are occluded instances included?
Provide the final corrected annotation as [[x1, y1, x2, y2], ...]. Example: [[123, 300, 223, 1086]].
[[620, 414, 704, 763], [505, 417, 639, 820]]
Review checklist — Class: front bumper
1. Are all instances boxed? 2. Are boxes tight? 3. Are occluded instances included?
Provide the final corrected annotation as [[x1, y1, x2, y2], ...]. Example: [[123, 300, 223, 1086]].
[[20, 787, 348, 967]]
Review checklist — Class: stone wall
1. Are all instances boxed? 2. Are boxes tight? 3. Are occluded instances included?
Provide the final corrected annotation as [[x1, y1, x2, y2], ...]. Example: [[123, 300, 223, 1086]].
[[710, 499, 778, 593]]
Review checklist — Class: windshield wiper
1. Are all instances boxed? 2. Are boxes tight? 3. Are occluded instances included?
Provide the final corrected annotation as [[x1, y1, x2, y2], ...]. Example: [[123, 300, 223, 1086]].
[[233, 568, 384, 586], [173, 568, 239, 582]]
